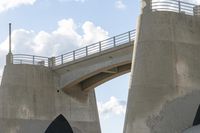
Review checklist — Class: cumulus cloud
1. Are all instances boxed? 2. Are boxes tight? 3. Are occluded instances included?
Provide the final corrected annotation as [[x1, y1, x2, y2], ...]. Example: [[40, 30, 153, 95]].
[[115, 0, 126, 10], [98, 96, 126, 118], [0, 0, 37, 13], [82, 21, 109, 46], [0, 18, 108, 55], [0, 18, 108, 82]]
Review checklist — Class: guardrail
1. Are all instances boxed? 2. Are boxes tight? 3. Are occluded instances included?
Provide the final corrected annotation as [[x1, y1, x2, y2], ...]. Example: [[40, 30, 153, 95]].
[[12, 30, 136, 67], [54, 30, 135, 66], [11, 1, 200, 67], [151, 0, 197, 16], [13, 54, 49, 66]]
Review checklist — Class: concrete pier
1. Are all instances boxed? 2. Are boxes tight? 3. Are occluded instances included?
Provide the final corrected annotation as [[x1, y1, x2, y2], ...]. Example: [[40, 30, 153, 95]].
[[124, 6, 200, 133], [0, 64, 101, 133]]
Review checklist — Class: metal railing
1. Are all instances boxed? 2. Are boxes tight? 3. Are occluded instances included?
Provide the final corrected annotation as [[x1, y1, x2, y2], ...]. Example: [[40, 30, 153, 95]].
[[13, 54, 49, 66], [11, 1, 200, 67], [151, 0, 197, 16], [12, 30, 136, 67], [54, 30, 135, 66]]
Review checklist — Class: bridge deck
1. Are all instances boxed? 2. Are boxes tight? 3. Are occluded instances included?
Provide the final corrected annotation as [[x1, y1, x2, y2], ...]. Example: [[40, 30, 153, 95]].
[[12, 30, 136, 67]]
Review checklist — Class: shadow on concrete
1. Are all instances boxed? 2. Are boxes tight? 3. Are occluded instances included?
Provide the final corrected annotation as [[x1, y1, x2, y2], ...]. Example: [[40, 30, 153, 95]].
[[45, 114, 73, 133], [193, 104, 200, 126]]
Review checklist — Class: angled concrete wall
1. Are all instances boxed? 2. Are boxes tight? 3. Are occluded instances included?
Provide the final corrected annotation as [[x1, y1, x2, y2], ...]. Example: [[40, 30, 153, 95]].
[[124, 12, 200, 133], [0, 64, 101, 133]]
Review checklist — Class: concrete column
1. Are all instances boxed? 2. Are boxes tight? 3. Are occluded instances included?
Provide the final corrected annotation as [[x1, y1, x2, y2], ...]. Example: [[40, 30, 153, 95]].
[[6, 53, 13, 65], [141, 0, 151, 14], [124, 11, 200, 133]]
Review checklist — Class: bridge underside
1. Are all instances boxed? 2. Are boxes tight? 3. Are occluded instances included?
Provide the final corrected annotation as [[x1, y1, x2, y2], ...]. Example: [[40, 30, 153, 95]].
[[55, 42, 133, 101], [80, 63, 131, 91]]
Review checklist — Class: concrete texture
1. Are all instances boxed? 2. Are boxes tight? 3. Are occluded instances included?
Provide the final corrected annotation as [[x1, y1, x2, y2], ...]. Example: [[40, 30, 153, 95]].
[[0, 64, 101, 133], [124, 11, 200, 133]]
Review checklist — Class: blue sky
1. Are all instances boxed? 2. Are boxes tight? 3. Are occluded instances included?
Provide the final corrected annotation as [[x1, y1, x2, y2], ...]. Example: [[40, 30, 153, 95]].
[[0, 0, 198, 133]]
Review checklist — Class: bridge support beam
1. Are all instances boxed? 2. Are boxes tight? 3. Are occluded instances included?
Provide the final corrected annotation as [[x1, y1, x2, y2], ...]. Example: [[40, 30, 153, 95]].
[[124, 12, 200, 133]]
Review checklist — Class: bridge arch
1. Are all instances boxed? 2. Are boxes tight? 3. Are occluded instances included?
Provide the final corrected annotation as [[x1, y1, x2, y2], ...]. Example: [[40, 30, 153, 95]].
[[54, 42, 133, 101]]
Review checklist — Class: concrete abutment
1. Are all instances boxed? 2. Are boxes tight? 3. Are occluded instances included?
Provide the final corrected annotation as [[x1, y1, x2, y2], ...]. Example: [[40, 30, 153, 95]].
[[0, 64, 101, 133]]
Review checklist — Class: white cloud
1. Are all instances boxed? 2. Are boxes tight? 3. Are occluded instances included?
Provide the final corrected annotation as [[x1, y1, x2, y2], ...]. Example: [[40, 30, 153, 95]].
[[0, 18, 108, 56], [115, 0, 126, 10], [82, 21, 109, 46], [0, 18, 109, 82], [0, 0, 37, 13], [98, 96, 126, 118]]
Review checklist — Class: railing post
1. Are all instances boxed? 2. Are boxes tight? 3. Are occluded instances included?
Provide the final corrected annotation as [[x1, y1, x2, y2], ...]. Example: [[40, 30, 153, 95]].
[[178, 0, 181, 13], [61, 55, 64, 64], [48, 57, 55, 67], [33, 56, 35, 65], [73, 51, 75, 61], [86, 46, 88, 56], [99, 41, 102, 52], [113, 37, 116, 47]]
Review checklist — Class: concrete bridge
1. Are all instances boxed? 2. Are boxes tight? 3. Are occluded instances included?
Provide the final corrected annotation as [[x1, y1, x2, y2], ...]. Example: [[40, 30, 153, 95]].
[[1, 0, 200, 133], [1, 29, 135, 132], [11, 30, 135, 101]]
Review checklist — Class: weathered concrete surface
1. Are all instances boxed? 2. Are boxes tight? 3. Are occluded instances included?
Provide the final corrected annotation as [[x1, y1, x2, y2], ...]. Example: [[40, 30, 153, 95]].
[[0, 64, 101, 133], [124, 11, 200, 133]]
